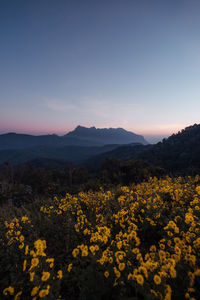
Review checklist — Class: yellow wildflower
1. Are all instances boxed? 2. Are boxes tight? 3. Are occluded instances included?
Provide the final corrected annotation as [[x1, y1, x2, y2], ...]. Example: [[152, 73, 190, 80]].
[[185, 292, 190, 299], [196, 186, 200, 194], [150, 245, 156, 252], [118, 262, 125, 271], [19, 243, 24, 249], [89, 245, 96, 254], [67, 263, 73, 272], [170, 268, 176, 278], [19, 235, 24, 242], [41, 271, 50, 281], [39, 288, 49, 298], [25, 245, 29, 255], [30, 272, 35, 282], [117, 241, 122, 250], [23, 260, 27, 271], [29, 258, 39, 270], [14, 291, 22, 300], [72, 248, 79, 258], [82, 249, 88, 257], [128, 273, 133, 280], [34, 239, 46, 256], [3, 286, 14, 295], [95, 244, 99, 251], [21, 216, 29, 222], [154, 274, 161, 285], [31, 286, 40, 297], [57, 270, 63, 279], [104, 271, 109, 278], [46, 258, 54, 268], [136, 274, 144, 285]]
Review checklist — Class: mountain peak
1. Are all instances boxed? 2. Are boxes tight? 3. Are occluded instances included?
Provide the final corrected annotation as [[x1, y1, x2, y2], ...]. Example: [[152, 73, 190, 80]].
[[66, 125, 148, 145], [74, 125, 96, 131]]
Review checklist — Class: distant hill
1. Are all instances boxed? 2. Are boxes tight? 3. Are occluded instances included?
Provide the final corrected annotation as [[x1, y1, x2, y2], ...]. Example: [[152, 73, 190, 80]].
[[0, 133, 61, 150], [0, 144, 120, 165], [85, 143, 147, 171], [0, 132, 99, 149], [0, 126, 148, 150]]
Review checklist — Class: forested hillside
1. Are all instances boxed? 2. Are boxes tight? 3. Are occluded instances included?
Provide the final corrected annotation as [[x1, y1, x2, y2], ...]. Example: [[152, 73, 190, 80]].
[[138, 124, 200, 173]]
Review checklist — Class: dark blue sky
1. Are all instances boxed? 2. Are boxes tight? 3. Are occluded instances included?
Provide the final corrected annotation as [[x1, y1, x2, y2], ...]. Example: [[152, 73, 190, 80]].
[[1, 0, 200, 142]]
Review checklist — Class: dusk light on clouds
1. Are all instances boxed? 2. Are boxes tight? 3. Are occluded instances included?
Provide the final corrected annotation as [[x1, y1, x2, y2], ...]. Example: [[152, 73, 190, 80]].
[[1, 0, 200, 142]]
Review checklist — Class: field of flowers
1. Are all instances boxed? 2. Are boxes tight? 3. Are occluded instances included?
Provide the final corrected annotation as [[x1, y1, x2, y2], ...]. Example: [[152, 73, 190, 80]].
[[0, 176, 200, 299]]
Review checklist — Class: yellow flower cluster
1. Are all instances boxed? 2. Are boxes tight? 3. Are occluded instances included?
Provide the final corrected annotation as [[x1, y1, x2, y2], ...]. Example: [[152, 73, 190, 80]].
[[3, 219, 59, 299], [2, 176, 200, 299], [4, 216, 30, 249]]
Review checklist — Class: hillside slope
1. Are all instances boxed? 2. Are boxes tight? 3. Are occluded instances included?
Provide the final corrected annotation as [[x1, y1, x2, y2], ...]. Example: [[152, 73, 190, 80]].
[[138, 124, 200, 173], [85, 143, 147, 171]]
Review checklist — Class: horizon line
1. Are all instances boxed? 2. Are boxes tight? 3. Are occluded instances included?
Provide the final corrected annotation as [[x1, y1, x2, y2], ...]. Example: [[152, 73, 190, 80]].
[[0, 125, 183, 137]]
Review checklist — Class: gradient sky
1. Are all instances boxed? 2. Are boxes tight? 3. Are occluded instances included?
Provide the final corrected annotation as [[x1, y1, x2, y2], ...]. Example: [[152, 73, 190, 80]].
[[1, 0, 200, 142]]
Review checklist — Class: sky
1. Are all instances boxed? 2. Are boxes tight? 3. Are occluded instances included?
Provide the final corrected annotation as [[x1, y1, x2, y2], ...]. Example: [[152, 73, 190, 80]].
[[0, 0, 200, 143]]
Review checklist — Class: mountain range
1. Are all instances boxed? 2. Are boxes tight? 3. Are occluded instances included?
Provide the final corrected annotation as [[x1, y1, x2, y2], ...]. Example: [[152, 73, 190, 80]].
[[1, 124, 200, 175], [0, 126, 148, 165], [0, 125, 148, 150]]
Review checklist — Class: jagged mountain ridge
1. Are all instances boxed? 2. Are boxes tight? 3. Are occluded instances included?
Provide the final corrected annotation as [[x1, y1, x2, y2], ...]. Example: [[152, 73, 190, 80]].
[[66, 125, 148, 145], [0, 126, 148, 150], [1, 124, 200, 173]]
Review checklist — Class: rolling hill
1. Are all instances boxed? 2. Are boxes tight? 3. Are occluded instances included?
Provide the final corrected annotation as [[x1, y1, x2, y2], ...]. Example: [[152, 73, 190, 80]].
[[0, 144, 120, 165]]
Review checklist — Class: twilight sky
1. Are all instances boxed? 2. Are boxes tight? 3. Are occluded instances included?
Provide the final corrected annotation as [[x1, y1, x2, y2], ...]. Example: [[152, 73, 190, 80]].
[[0, 0, 200, 143]]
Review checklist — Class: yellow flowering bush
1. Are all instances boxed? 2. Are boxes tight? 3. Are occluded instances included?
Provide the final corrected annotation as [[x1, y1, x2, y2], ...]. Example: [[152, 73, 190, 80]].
[[0, 176, 200, 299]]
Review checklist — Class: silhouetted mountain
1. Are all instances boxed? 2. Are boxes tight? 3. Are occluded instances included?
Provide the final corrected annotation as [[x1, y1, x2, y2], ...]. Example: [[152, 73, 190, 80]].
[[2, 124, 200, 174], [0, 126, 148, 150], [66, 125, 148, 145]]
